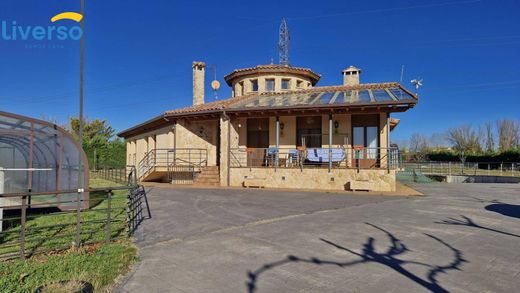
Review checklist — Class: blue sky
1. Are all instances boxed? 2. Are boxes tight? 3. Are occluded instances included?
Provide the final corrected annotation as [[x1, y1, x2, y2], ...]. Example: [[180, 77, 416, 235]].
[[0, 0, 519, 142]]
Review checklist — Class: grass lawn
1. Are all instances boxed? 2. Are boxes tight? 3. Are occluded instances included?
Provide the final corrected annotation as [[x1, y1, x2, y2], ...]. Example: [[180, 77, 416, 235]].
[[0, 178, 138, 292]]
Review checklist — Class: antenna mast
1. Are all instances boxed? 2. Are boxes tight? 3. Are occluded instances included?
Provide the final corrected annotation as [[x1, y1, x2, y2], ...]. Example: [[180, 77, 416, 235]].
[[278, 18, 290, 66]]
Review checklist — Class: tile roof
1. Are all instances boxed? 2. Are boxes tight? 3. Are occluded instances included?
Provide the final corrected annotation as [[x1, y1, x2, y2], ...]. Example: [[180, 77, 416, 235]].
[[224, 64, 321, 86], [119, 82, 417, 138]]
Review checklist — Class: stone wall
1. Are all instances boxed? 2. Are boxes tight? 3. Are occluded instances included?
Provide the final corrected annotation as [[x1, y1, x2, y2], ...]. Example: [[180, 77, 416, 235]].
[[230, 168, 396, 192]]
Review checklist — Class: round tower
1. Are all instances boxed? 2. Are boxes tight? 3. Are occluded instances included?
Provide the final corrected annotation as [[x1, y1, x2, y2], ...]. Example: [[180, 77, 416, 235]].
[[224, 64, 321, 97]]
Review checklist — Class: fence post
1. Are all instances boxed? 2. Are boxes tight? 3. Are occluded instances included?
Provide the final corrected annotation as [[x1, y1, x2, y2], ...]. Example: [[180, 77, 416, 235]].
[[106, 190, 112, 243], [20, 195, 27, 259], [448, 162, 451, 176], [488, 163, 490, 176], [75, 190, 81, 248], [500, 163, 503, 176]]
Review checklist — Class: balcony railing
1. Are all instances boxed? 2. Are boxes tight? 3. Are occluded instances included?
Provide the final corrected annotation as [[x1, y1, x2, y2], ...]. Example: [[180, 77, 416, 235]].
[[137, 148, 208, 180], [230, 147, 399, 171]]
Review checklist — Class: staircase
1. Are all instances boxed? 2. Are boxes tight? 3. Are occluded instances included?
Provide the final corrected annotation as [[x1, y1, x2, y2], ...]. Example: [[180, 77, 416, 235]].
[[137, 148, 209, 184], [194, 166, 220, 186]]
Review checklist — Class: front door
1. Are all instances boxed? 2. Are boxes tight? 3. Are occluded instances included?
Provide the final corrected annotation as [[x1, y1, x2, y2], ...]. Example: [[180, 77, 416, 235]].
[[352, 125, 379, 168], [247, 118, 269, 166]]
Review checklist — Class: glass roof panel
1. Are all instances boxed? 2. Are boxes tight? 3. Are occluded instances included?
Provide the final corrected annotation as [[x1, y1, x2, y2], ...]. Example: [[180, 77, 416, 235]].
[[372, 89, 394, 102], [228, 86, 415, 109], [316, 92, 335, 104]]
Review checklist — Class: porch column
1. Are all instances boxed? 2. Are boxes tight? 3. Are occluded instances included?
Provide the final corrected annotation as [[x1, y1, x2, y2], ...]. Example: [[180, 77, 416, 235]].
[[276, 116, 280, 168], [328, 114, 332, 173], [387, 113, 391, 172], [173, 122, 177, 166]]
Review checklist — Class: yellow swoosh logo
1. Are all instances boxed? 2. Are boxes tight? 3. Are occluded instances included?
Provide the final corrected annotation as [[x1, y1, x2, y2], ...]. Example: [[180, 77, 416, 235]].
[[51, 12, 83, 23]]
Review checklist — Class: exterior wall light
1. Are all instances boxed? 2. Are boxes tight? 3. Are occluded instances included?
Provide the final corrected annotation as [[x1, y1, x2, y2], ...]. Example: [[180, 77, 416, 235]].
[[334, 120, 339, 134], [280, 122, 285, 136]]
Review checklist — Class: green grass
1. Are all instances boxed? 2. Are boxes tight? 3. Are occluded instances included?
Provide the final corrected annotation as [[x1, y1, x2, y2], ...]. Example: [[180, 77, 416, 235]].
[[0, 178, 138, 292], [0, 241, 137, 292], [0, 178, 128, 256]]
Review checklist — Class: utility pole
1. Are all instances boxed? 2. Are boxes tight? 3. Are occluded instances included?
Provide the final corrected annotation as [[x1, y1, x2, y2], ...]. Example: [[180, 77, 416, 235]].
[[76, 0, 85, 248]]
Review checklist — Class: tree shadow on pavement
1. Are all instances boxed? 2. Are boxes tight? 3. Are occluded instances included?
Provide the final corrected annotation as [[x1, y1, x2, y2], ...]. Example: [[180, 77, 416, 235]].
[[436, 215, 520, 238], [485, 203, 520, 219], [246, 223, 466, 293]]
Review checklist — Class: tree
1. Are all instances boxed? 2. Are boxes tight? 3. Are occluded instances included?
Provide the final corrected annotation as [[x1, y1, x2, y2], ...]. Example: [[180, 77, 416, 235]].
[[408, 133, 429, 161], [68, 117, 115, 142], [66, 117, 125, 169], [446, 125, 480, 165], [497, 119, 520, 152], [480, 122, 495, 153]]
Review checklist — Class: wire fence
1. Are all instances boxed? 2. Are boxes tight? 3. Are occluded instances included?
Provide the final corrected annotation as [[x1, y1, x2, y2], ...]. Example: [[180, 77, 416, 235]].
[[0, 184, 150, 260], [401, 161, 520, 177]]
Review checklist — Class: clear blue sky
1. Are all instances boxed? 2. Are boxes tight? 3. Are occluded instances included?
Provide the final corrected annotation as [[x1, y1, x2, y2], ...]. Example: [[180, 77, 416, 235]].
[[1, 0, 519, 142]]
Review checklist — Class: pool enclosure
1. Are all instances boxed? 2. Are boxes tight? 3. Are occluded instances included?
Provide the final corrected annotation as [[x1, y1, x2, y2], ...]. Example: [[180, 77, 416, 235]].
[[0, 111, 89, 210]]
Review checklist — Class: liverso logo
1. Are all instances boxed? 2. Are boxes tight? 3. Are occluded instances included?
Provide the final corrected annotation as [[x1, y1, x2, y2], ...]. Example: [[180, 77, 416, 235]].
[[1, 12, 83, 41]]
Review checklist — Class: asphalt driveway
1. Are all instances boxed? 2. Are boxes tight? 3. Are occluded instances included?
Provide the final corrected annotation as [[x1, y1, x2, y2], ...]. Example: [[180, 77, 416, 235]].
[[115, 184, 520, 293]]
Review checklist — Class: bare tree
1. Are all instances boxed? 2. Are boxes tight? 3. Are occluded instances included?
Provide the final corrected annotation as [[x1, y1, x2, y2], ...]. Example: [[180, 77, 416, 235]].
[[409, 133, 429, 161], [447, 125, 480, 164], [480, 122, 495, 153], [497, 119, 520, 152]]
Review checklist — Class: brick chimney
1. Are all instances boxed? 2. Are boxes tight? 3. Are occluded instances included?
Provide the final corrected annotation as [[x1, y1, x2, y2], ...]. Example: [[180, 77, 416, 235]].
[[342, 65, 361, 86], [193, 61, 205, 106]]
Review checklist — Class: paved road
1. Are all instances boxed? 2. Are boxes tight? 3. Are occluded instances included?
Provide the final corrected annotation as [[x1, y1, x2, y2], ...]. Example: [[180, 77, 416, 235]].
[[116, 184, 520, 293]]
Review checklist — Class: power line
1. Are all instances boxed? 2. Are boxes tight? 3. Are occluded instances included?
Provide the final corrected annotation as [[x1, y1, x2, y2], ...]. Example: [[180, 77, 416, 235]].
[[287, 0, 482, 20]]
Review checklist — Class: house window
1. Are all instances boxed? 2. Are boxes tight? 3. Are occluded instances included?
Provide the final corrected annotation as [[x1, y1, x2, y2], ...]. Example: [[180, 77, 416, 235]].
[[266, 79, 275, 92], [296, 80, 303, 88], [281, 79, 290, 90], [251, 79, 259, 92], [239, 81, 244, 96]]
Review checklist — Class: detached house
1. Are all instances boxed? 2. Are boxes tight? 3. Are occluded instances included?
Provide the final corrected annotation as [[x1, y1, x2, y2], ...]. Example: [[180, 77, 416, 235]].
[[118, 62, 417, 192]]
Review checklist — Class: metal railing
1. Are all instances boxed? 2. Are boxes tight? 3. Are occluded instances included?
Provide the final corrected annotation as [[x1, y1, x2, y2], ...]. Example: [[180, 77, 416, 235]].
[[230, 147, 399, 171], [137, 148, 208, 180], [402, 161, 520, 177], [0, 184, 150, 260]]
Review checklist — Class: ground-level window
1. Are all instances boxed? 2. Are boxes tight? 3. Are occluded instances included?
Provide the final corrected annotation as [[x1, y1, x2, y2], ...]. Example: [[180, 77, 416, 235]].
[[297, 116, 322, 148]]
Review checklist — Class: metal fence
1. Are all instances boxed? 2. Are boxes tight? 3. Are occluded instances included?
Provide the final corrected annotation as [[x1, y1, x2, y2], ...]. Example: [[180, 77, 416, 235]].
[[402, 161, 520, 177], [90, 165, 137, 186], [0, 185, 149, 260]]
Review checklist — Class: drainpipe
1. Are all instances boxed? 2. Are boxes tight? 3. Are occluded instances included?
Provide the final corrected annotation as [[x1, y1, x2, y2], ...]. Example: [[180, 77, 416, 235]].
[[329, 114, 332, 173]]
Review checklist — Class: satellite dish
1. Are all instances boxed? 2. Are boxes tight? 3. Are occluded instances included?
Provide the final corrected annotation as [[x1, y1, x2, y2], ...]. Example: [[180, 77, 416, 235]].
[[411, 78, 423, 90], [211, 80, 220, 91]]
